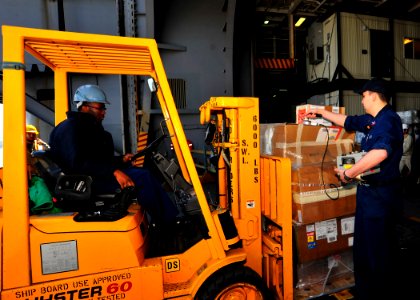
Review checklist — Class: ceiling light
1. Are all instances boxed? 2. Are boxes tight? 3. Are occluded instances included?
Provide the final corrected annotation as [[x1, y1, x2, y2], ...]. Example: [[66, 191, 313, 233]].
[[264, 20, 269, 25], [295, 17, 306, 27], [404, 38, 413, 45]]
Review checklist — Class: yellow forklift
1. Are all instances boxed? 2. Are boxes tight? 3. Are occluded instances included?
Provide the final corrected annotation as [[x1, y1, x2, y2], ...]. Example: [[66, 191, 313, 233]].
[[1, 25, 293, 299]]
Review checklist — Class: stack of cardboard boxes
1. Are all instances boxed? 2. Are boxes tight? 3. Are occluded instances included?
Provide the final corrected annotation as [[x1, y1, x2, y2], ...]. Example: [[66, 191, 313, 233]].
[[260, 119, 356, 296]]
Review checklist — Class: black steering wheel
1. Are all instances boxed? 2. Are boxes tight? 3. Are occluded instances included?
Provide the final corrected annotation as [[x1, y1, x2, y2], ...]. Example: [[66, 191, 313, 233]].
[[131, 134, 166, 161]]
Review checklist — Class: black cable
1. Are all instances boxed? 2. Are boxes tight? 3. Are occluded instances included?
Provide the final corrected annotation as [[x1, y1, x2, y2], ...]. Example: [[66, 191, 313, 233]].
[[319, 124, 340, 200]]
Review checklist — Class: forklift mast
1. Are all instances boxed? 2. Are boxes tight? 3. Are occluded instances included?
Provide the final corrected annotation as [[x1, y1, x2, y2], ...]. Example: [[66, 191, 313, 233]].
[[200, 97, 294, 299], [199, 97, 263, 271]]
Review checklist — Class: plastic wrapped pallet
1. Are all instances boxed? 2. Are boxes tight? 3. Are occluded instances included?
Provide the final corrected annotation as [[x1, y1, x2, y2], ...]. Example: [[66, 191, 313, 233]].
[[295, 248, 354, 299], [291, 161, 357, 224], [260, 123, 355, 168]]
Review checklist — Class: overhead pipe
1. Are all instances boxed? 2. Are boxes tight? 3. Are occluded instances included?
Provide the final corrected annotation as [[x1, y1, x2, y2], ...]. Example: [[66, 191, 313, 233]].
[[288, 14, 295, 59], [287, 1, 304, 60], [57, 0, 66, 31]]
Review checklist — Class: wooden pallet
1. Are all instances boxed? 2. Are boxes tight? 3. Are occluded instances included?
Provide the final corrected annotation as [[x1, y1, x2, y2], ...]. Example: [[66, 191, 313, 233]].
[[294, 272, 355, 299]]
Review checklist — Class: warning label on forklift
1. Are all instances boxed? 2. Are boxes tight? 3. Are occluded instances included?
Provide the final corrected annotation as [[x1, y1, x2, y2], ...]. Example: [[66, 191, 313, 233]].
[[41, 240, 78, 275], [165, 258, 180, 272], [10, 271, 134, 300], [246, 200, 255, 208]]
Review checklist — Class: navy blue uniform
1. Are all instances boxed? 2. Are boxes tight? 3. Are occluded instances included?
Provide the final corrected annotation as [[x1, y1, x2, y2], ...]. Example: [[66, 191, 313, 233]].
[[344, 105, 403, 300], [49, 111, 179, 225]]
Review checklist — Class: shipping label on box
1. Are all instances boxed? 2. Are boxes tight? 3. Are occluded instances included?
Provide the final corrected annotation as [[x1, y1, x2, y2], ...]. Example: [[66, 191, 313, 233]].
[[315, 218, 338, 243], [306, 231, 316, 249], [294, 214, 355, 263], [341, 216, 355, 235]]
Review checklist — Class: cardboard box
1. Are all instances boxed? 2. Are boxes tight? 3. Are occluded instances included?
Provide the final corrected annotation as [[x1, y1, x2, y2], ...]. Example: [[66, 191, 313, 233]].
[[290, 161, 357, 223], [291, 161, 341, 194], [260, 123, 355, 167], [293, 215, 355, 263], [296, 104, 345, 126], [292, 186, 357, 224]]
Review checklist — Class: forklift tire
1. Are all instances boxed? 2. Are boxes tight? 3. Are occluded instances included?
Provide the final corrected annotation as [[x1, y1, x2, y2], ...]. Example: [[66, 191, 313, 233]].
[[195, 264, 272, 300]]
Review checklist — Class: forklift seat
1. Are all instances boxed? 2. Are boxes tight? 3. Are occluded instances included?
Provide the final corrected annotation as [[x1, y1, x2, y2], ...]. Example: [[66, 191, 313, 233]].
[[32, 150, 136, 221]]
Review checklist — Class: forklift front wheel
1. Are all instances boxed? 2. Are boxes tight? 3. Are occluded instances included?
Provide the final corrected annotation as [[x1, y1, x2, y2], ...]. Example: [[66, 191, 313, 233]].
[[195, 264, 271, 300]]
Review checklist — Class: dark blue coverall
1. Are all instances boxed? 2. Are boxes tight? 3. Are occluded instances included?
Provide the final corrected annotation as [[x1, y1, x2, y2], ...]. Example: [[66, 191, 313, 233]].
[[49, 111, 179, 225], [344, 105, 403, 300]]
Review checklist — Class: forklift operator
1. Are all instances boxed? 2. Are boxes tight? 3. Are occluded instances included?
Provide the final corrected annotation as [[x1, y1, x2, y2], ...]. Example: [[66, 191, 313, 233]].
[[48, 84, 179, 226], [305, 78, 403, 300]]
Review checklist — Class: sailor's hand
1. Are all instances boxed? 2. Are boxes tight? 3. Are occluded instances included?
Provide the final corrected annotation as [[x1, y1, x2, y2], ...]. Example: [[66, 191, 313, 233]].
[[113, 169, 135, 189], [122, 153, 134, 163], [334, 167, 353, 183], [305, 109, 322, 119]]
